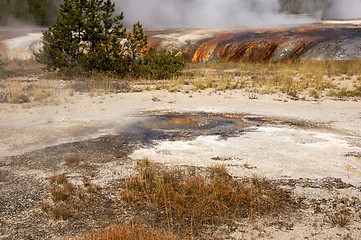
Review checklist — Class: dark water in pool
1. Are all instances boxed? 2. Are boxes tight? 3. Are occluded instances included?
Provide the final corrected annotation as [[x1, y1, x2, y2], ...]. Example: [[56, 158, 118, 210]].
[[120, 113, 265, 143]]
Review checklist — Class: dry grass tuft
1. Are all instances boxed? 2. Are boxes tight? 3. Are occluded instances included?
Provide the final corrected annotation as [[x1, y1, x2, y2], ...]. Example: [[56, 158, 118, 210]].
[[6, 81, 51, 104], [47, 174, 75, 220], [192, 75, 205, 91], [50, 173, 67, 185], [50, 175, 74, 202], [309, 89, 320, 99], [167, 78, 183, 92], [65, 154, 81, 167], [78, 221, 186, 240], [205, 71, 214, 88], [52, 203, 73, 220], [177, 60, 361, 99], [9, 85, 30, 104], [44, 173, 101, 221], [328, 208, 351, 228], [32, 84, 51, 101], [120, 159, 296, 235], [217, 74, 230, 91], [326, 196, 354, 228], [72, 77, 130, 94]]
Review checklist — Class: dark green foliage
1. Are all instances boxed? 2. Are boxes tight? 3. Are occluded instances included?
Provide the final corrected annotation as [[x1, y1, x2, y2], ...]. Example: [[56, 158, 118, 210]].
[[133, 49, 186, 79], [0, 55, 4, 68], [36, 0, 128, 76], [278, 0, 333, 19], [0, 55, 7, 78], [0, 0, 59, 26], [36, 0, 87, 75], [36, 0, 185, 79]]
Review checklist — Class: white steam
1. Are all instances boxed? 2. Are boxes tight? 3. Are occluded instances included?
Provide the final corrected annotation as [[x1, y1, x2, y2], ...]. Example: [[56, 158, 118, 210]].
[[329, 0, 361, 20], [115, 0, 314, 28], [115, 0, 361, 29]]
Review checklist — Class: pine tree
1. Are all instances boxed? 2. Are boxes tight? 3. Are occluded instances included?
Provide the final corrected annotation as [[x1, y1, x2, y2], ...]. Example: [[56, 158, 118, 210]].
[[36, 0, 142, 76], [36, 0, 185, 78]]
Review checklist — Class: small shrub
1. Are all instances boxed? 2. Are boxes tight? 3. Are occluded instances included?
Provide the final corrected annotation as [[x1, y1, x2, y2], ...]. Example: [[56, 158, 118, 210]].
[[247, 90, 259, 99], [167, 78, 183, 92], [8, 87, 20, 103], [134, 49, 186, 80]]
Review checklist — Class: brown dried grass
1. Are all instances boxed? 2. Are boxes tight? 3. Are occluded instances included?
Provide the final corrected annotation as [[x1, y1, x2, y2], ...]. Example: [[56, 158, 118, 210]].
[[120, 159, 296, 235], [181, 60, 361, 98], [78, 222, 186, 240]]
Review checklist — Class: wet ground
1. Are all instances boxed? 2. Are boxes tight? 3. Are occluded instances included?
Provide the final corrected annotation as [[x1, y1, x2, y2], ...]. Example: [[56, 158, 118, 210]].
[[131, 112, 361, 186], [147, 20, 361, 62], [120, 113, 266, 142]]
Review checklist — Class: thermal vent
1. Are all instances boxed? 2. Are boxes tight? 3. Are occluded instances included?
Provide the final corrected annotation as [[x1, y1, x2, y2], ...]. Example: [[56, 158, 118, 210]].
[[147, 21, 361, 62]]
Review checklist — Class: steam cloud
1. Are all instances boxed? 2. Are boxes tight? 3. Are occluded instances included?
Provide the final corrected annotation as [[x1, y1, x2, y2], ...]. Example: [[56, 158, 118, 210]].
[[329, 0, 361, 20], [114, 0, 361, 29], [115, 0, 310, 28]]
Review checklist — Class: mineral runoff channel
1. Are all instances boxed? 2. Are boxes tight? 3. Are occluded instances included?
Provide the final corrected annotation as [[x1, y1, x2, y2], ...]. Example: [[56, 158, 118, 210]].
[[1, 19, 361, 62], [146, 19, 361, 63]]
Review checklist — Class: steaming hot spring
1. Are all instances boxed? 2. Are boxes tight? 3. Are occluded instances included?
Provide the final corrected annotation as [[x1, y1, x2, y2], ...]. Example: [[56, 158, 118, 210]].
[[146, 19, 361, 63], [1, 20, 361, 62]]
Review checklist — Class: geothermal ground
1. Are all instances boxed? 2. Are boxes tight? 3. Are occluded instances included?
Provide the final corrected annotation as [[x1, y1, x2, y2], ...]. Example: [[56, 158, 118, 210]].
[[1, 20, 361, 62], [0, 24, 361, 239], [0, 72, 360, 239]]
